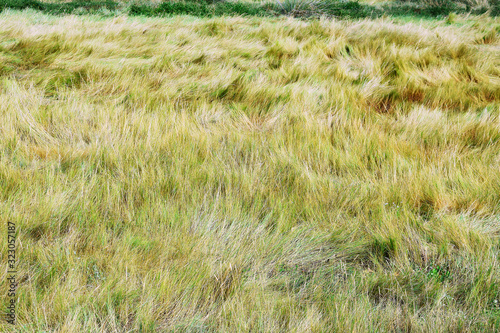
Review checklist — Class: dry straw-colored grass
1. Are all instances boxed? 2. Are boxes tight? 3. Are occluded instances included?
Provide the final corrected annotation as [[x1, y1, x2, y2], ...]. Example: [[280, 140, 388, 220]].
[[0, 9, 500, 332]]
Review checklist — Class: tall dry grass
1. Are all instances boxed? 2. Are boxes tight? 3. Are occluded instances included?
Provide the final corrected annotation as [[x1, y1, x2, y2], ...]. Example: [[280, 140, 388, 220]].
[[0, 9, 499, 332]]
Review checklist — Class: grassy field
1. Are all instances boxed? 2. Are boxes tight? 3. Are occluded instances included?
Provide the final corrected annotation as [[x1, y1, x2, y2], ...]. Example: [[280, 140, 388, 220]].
[[0, 6, 500, 332]]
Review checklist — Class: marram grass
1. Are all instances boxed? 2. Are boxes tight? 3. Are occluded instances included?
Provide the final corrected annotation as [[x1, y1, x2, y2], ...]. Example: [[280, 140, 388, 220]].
[[0, 9, 500, 332]]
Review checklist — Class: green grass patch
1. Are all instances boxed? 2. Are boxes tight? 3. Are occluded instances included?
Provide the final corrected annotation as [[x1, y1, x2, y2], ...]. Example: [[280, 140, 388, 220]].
[[0, 0, 498, 18]]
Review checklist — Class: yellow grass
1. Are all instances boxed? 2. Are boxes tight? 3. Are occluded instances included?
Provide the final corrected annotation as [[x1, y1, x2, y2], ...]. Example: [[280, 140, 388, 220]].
[[0, 9, 500, 332]]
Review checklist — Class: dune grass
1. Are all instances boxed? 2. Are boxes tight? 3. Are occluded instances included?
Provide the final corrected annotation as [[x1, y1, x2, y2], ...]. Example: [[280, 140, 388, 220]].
[[0, 8, 500, 332]]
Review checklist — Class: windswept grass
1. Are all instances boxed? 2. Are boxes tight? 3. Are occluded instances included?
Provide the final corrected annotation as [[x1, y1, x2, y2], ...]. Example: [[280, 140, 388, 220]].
[[0, 9, 499, 332]]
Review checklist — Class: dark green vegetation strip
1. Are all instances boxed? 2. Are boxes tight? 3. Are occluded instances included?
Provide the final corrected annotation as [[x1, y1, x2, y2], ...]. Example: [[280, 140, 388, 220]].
[[0, 0, 118, 15], [128, 1, 275, 18], [0, 0, 499, 18], [128, 0, 377, 19]]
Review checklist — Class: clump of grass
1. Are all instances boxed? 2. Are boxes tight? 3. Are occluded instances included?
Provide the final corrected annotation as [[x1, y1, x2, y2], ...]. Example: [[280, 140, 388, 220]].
[[445, 11, 457, 22], [275, 0, 318, 16]]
